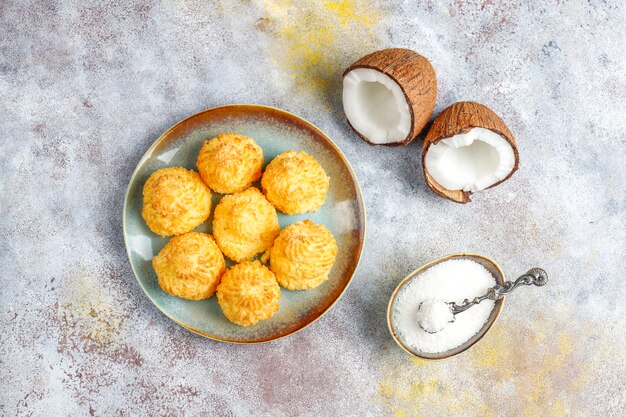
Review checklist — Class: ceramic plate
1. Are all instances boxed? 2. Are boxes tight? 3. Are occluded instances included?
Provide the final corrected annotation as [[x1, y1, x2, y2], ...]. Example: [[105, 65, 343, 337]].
[[123, 104, 365, 343]]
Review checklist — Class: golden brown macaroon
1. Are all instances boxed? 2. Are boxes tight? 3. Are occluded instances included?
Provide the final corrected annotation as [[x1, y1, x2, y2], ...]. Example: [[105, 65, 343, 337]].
[[196, 133, 264, 194], [152, 232, 225, 300], [212, 187, 280, 262], [268, 220, 338, 290], [142, 167, 211, 236], [261, 150, 330, 214], [216, 260, 281, 326]]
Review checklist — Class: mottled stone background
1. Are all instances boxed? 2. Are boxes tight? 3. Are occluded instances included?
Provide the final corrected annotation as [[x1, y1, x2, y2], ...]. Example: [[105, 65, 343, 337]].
[[1, 0, 624, 416]]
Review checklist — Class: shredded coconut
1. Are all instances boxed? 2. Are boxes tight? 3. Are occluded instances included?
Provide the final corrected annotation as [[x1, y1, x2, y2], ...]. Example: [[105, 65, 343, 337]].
[[416, 299, 454, 333], [393, 259, 496, 354]]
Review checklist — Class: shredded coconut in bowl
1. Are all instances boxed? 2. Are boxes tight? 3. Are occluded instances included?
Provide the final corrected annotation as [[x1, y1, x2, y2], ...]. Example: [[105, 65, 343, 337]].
[[393, 259, 496, 354]]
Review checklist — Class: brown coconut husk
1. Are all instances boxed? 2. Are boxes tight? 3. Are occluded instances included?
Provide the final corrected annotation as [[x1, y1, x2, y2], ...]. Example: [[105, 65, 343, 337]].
[[421, 101, 519, 203], [343, 48, 437, 146]]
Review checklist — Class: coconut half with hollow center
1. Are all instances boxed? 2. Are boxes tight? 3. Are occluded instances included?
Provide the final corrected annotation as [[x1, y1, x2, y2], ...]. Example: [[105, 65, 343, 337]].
[[342, 48, 437, 146], [422, 101, 519, 203]]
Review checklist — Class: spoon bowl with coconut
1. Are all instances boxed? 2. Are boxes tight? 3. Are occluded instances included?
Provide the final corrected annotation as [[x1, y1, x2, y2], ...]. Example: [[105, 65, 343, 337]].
[[416, 268, 548, 334], [387, 254, 547, 360]]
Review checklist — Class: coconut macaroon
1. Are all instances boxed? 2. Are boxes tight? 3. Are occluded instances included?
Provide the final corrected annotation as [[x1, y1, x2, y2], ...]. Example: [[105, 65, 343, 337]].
[[269, 220, 338, 290], [196, 133, 264, 194], [261, 150, 330, 215], [216, 260, 281, 326], [422, 101, 519, 203], [142, 167, 211, 236], [212, 187, 280, 262], [152, 232, 225, 300]]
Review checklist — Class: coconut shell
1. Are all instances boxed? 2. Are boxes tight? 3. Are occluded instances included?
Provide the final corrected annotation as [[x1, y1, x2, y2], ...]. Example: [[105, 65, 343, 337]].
[[421, 101, 519, 203], [343, 48, 437, 146]]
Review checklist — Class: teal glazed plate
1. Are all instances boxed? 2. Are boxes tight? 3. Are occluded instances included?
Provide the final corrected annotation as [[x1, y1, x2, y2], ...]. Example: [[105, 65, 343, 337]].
[[123, 104, 366, 343]]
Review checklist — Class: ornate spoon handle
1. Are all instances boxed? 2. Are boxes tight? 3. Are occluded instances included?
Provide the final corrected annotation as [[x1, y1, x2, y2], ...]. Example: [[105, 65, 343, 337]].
[[450, 268, 548, 315]]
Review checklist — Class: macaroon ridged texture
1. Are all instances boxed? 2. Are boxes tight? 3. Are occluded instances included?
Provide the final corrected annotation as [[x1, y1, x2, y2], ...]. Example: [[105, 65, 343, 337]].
[[269, 220, 338, 290], [142, 167, 211, 236], [261, 150, 330, 215], [216, 260, 281, 326], [152, 232, 226, 300], [422, 101, 518, 203], [343, 48, 437, 146], [196, 133, 264, 194], [212, 187, 280, 262]]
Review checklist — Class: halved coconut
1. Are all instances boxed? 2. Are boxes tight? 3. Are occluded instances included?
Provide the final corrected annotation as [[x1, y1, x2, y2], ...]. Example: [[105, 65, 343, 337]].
[[422, 101, 519, 203], [342, 48, 437, 146]]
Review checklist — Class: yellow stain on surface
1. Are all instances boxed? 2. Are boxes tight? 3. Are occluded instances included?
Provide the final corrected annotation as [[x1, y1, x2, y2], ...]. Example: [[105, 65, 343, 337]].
[[516, 331, 573, 417], [470, 325, 514, 379], [375, 312, 624, 417], [377, 365, 493, 416], [323, 0, 376, 25], [409, 356, 429, 367], [57, 264, 126, 353], [81, 300, 123, 348], [258, 0, 384, 103]]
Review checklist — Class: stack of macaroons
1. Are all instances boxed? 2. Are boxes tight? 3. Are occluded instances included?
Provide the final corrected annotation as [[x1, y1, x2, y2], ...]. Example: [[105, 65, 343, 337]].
[[141, 133, 338, 326]]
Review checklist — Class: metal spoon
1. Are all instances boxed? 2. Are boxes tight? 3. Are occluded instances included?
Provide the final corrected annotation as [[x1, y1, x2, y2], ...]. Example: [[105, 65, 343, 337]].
[[417, 268, 548, 334]]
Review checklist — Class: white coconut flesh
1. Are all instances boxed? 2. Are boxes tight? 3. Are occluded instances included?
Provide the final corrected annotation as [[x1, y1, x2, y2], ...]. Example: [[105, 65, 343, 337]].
[[425, 127, 515, 192], [343, 68, 412, 144]]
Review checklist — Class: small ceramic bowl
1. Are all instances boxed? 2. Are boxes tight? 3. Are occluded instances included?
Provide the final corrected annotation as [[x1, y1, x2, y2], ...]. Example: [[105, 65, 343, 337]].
[[387, 253, 505, 360]]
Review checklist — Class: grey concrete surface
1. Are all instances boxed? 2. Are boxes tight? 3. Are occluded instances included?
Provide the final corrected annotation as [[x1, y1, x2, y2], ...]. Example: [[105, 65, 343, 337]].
[[1, 1, 624, 416]]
